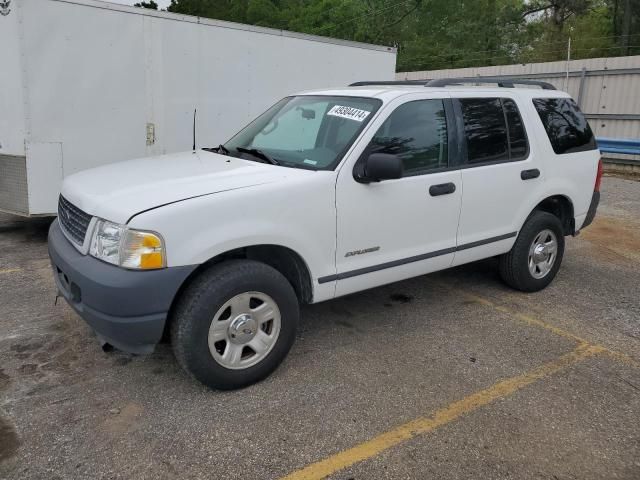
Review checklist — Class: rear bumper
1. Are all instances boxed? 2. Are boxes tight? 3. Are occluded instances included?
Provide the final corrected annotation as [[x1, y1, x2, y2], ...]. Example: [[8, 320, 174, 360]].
[[580, 191, 600, 230], [48, 219, 196, 354]]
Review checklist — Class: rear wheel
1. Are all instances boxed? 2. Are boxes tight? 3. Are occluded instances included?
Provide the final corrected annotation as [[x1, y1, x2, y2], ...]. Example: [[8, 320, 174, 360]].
[[171, 260, 299, 390], [499, 211, 565, 292]]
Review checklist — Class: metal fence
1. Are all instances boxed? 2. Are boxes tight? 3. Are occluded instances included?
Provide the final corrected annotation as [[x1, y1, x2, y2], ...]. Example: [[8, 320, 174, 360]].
[[597, 138, 640, 159], [397, 55, 640, 164]]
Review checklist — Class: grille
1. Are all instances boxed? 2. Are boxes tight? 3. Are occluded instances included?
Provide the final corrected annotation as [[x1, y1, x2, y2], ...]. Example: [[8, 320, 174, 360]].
[[58, 195, 92, 245]]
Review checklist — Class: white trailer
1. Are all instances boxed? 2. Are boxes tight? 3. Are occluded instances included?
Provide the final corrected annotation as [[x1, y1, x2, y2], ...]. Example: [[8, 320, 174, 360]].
[[0, 0, 396, 216]]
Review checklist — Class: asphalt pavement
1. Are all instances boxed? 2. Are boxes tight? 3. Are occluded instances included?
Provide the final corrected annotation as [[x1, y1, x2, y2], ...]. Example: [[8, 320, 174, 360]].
[[1, 175, 639, 480]]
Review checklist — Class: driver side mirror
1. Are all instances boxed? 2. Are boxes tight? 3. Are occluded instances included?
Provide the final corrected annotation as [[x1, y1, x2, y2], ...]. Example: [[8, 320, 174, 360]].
[[354, 153, 403, 183]]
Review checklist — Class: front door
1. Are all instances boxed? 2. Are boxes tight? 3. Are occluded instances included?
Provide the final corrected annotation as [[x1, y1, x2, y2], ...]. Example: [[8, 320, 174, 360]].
[[333, 95, 462, 298]]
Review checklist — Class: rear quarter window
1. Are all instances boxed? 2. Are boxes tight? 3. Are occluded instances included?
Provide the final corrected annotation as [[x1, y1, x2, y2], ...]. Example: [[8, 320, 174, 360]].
[[532, 98, 597, 155]]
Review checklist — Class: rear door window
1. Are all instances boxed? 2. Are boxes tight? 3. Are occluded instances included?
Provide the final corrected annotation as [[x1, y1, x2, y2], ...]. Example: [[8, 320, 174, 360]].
[[459, 98, 509, 163], [532, 98, 597, 154], [502, 99, 528, 160]]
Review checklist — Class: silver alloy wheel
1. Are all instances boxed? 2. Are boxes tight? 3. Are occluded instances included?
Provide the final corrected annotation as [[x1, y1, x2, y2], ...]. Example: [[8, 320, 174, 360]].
[[528, 229, 558, 279], [208, 291, 281, 370]]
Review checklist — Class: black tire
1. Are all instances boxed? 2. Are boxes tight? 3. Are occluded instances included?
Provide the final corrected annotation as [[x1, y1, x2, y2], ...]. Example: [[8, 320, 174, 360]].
[[170, 259, 299, 390], [499, 211, 565, 292]]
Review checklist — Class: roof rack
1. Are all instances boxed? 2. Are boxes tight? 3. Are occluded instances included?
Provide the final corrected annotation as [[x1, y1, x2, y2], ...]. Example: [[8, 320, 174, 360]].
[[426, 77, 556, 90], [349, 77, 556, 90], [349, 80, 428, 86]]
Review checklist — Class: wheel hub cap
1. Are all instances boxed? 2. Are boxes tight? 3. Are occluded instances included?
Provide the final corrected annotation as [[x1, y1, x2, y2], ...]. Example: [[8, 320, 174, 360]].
[[228, 314, 258, 344], [533, 244, 549, 263], [207, 291, 282, 370], [528, 229, 558, 279]]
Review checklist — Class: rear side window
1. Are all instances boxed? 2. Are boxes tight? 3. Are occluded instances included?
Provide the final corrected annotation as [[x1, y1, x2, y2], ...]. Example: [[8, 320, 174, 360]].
[[459, 98, 509, 163], [532, 98, 597, 154], [368, 99, 448, 175]]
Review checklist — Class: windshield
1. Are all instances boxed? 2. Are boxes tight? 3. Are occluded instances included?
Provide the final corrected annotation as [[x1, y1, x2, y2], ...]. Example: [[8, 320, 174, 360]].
[[223, 95, 382, 170]]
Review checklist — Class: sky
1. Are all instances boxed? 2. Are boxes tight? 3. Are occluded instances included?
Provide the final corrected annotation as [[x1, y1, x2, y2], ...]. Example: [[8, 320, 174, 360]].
[[107, 0, 172, 10]]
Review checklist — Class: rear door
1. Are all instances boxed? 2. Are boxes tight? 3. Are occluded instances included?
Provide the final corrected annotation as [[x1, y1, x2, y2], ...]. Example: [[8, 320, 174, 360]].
[[452, 95, 541, 266]]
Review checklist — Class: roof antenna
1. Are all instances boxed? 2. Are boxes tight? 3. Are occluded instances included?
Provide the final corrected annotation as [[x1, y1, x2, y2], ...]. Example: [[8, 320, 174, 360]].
[[192, 108, 197, 153]]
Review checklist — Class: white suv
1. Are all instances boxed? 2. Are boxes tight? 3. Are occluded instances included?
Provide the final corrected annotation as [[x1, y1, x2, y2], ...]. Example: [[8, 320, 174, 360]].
[[48, 78, 602, 389]]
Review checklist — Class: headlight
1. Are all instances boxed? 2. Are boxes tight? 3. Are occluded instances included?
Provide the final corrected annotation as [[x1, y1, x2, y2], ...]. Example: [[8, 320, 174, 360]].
[[89, 219, 165, 270]]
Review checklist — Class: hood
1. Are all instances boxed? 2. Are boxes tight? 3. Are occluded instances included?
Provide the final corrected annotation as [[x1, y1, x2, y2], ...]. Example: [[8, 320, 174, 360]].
[[62, 150, 312, 224]]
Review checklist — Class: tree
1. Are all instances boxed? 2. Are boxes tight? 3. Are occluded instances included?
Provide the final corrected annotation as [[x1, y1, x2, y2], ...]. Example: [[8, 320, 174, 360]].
[[166, 0, 639, 71], [134, 0, 159, 9], [610, 0, 640, 54]]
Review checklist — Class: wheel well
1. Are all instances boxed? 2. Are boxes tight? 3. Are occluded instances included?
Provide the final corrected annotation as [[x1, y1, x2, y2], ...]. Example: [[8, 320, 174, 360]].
[[178, 244, 312, 304], [160, 245, 313, 343], [244, 245, 313, 303], [533, 195, 575, 235]]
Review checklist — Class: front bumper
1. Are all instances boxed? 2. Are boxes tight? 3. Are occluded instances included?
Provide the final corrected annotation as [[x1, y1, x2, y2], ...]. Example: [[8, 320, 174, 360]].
[[48, 220, 196, 354]]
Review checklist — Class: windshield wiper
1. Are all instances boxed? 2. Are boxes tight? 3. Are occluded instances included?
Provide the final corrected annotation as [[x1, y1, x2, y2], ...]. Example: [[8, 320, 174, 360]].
[[235, 147, 280, 166], [203, 144, 230, 156]]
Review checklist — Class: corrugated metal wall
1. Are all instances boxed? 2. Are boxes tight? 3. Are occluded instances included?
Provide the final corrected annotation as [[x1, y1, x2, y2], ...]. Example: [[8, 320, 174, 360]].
[[397, 55, 640, 162]]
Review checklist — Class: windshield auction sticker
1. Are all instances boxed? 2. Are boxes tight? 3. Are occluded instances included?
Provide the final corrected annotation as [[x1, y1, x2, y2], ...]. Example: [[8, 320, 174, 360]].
[[327, 105, 371, 122]]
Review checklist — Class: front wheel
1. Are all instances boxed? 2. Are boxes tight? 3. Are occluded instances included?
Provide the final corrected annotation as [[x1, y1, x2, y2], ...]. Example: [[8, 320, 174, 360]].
[[171, 260, 299, 390], [499, 211, 565, 292]]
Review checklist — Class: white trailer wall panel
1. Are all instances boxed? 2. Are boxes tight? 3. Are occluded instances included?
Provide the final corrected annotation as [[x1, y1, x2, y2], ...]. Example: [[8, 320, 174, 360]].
[[0, 4, 28, 214], [0, 0, 396, 215]]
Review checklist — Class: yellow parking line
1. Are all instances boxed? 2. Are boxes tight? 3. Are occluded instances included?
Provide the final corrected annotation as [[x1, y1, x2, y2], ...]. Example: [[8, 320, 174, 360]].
[[462, 291, 588, 344], [0, 268, 21, 275], [280, 343, 603, 480], [459, 290, 640, 369]]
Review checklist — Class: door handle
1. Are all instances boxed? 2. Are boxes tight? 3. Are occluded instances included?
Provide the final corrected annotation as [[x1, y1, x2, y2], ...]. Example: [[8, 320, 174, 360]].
[[521, 168, 540, 180], [429, 182, 456, 196]]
